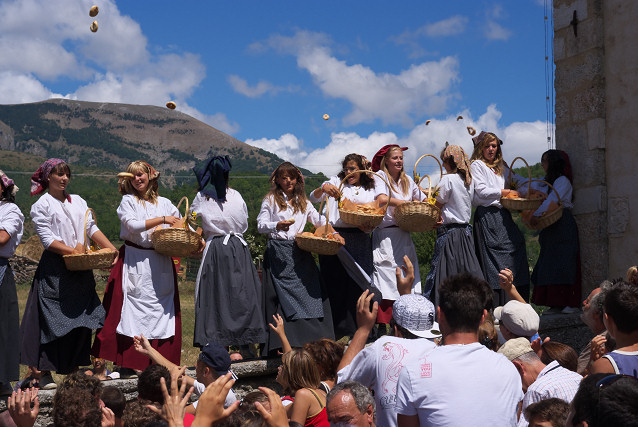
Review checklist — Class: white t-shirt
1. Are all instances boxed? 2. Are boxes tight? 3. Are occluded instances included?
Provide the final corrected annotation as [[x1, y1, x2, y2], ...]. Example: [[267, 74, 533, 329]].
[[396, 342, 523, 426], [192, 379, 237, 408], [436, 173, 473, 224], [338, 336, 437, 427], [0, 202, 24, 258]]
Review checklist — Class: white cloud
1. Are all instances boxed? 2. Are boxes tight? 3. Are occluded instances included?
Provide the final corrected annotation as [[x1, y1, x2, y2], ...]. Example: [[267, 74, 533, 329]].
[[484, 5, 512, 41], [424, 15, 469, 37], [256, 30, 460, 127], [227, 75, 298, 98], [0, 72, 64, 104], [248, 105, 551, 177]]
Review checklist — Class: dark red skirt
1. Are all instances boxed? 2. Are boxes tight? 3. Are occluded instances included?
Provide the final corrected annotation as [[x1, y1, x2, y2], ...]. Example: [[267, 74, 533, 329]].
[[91, 244, 181, 371]]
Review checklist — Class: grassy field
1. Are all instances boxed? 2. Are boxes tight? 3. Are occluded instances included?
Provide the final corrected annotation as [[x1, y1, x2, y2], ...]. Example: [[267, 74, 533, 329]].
[[16, 274, 202, 383]]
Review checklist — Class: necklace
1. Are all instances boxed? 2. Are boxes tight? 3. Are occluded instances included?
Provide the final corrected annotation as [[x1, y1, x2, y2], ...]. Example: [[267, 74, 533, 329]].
[[352, 185, 361, 195]]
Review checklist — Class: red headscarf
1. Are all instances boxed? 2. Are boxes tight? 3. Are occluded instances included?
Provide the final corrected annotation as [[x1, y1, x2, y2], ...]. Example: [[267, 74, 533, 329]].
[[371, 145, 408, 172]]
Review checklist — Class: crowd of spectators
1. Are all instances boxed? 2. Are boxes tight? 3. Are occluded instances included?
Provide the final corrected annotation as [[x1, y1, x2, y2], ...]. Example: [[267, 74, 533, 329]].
[[4, 262, 638, 427]]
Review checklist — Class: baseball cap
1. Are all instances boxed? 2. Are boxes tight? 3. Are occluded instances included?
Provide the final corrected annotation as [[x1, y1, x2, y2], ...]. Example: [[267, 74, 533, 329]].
[[199, 343, 231, 376], [392, 294, 441, 339], [494, 300, 539, 337], [498, 337, 535, 361]]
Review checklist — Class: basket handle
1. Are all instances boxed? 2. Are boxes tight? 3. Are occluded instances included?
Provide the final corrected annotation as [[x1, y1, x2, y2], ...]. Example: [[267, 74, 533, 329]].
[[506, 157, 532, 196], [413, 154, 443, 195], [337, 170, 394, 214], [175, 196, 190, 230], [82, 208, 97, 254], [416, 175, 435, 199], [529, 179, 563, 208]]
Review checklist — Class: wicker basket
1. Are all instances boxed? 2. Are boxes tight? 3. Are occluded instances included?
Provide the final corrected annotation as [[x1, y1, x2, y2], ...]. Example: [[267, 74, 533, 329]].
[[413, 154, 442, 197], [337, 170, 391, 229], [525, 179, 564, 230], [295, 196, 343, 255], [63, 208, 117, 271], [501, 157, 544, 211], [151, 196, 202, 257]]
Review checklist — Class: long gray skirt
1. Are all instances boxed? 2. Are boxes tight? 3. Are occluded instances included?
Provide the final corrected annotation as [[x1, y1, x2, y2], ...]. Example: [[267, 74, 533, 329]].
[[425, 224, 485, 308], [0, 259, 19, 383], [19, 250, 104, 374], [474, 206, 530, 306], [532, 209, 580, 287], [263, 240, 334, 354], [193, 236, 266, 347]]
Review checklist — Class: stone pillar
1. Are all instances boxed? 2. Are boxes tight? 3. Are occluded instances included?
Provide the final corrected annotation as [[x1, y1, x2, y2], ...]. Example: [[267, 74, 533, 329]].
[[554, 0, 607, 295]]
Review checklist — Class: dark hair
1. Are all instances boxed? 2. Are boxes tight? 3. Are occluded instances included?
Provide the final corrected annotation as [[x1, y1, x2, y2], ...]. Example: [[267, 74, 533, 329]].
[[389, 317, 420, 340], [336, 153, 375, 190], [571, 373, 638, 427], [52, 388, 102, 427], [138, 364, 171, 404], [542, 149, 567, 185], [438, 273, 490, 333], [267, 162, 307, 214], [303, 339, 345, 382], [523, 398, 569, 427], [539, 341, 579, 372], [604, 281, 638, 334], [58, 370, 103, 397], [102, 385, 126, 418], [0, 182, 15, 203], [440, 146, 469, 188], [122, 399, 164, 427]]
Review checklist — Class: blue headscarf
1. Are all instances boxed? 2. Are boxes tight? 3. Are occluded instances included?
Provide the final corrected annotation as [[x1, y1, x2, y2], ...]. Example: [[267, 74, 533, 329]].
[[193, 156, 232, 201]]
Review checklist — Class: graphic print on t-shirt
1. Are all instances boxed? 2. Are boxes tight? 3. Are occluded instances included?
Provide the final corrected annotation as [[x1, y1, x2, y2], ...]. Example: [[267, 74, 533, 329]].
[[381, 342, 409, 395]]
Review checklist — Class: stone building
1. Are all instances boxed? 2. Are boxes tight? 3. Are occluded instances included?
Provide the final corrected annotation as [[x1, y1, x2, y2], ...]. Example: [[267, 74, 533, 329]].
[[554, 0, 637, 295]]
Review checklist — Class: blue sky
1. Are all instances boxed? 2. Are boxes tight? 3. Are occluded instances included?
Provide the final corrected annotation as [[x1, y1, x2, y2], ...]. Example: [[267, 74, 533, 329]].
[[0, 0, 554, 176]]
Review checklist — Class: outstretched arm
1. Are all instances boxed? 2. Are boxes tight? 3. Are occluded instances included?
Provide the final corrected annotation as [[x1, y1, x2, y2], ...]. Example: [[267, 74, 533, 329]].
[[337, 290, 378, 371], [498, 269, 525, 303], [134, 334, 194, 386], [268, 314, 292, 355]]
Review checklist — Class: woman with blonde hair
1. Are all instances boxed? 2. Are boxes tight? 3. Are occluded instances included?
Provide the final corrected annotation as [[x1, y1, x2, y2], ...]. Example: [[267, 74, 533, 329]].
[[470, 132, 530, 306], [370, 145, 425, 324], [92, 160, 183, 373], [276, 348, 329, 426]]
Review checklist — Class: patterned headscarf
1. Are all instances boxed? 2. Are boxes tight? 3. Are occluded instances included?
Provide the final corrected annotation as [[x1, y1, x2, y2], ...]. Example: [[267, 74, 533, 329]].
[[442, 145, 472, 186], [193, 155, 232, 201], [0, 170, 18, 196], [30, 158, 66, 196]]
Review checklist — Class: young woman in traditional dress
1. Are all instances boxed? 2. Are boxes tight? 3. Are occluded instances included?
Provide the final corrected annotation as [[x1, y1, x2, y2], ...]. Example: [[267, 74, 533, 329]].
[[92, 161, 182, 372], [309, 153, 376, 340], [528, 149, 581, 312], [20, 159, 117, 387], [424, 144, 484, 307], [370, 145, 425, 324], [470, 132, 530, 306], [257, 162, 335, 354], [191, 155, 266, 351], [0, 171, 23, 393]]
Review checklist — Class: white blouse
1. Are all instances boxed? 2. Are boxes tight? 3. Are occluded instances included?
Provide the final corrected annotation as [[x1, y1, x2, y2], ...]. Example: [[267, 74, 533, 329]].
[[436, 173, 474, 224], [257, 194, 323, 240], [373, 170, 426, 228], [31, 193, 99, 249], [309, 175, 377, 228], [531, 176, 573, 215], [191, 189, 248, 237], [471, 160, 527, 208], [0, 202, 24, 258], [118, 194, 180, 248]]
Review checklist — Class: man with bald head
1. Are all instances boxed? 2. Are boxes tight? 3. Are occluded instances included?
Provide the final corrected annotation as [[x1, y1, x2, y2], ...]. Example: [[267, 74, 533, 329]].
[[327, 381, 376, 427]]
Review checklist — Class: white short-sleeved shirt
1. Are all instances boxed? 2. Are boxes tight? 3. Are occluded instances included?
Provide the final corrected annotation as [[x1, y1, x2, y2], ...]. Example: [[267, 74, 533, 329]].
[[337, 336, 437, 427], [309, 175, 377, 228], [436, 174, 473, 224], [0, 202, 24, 258], [31, 193, 99, 249], [395, 342, 523, 426], [257, 194, 323, 240], [191, 189, 248, 237], [373, 171, 426, 228]]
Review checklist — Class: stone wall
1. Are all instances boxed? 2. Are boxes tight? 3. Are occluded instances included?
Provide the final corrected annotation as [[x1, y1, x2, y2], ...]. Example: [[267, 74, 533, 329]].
[[554, 0, 638, 296]]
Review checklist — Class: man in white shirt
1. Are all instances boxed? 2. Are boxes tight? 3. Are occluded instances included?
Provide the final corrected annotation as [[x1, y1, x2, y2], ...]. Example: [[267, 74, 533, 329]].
[[337, 292, 440, 427], [396, 273, 523, 426], [498, 337, 582, 427]]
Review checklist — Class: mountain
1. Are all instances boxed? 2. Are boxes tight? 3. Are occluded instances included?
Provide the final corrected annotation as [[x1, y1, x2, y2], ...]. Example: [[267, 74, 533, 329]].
[[0, 99, 294, 175]]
